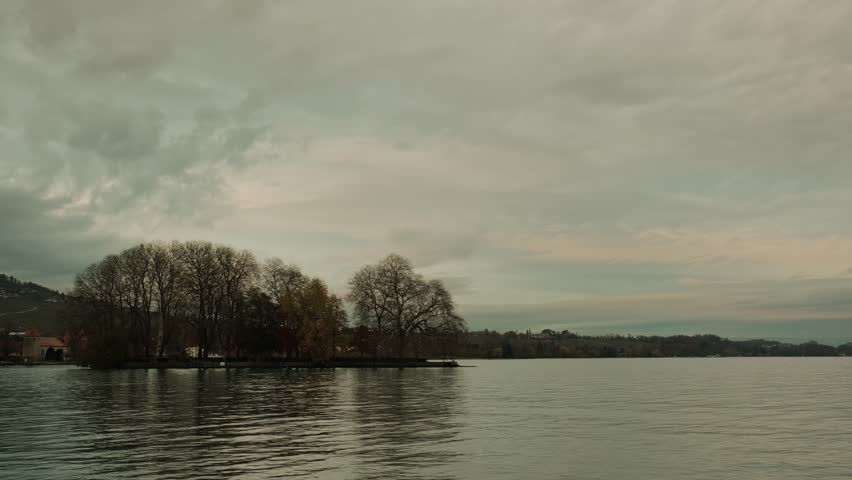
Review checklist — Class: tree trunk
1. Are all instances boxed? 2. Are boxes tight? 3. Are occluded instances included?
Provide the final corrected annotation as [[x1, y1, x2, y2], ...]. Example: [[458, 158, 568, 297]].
[[397, 334, 406, 359], [143, 319, 150, 359], [156, 315, 165, 358]]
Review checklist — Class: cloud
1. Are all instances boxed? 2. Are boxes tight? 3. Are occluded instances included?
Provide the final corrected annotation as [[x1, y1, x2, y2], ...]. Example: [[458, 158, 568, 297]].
[[461, 275, 852, 335], [437, 275, 476, 297], [494, 226, 852, 277], [386, 228, 480, 268], [2, 1, 852, 341], [0, 187, 125, 287], [65, 103, 164, 161]]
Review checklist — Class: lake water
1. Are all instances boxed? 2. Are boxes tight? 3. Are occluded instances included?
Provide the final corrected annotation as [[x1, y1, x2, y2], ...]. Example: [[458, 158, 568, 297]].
[[1, 359, 851, 479]]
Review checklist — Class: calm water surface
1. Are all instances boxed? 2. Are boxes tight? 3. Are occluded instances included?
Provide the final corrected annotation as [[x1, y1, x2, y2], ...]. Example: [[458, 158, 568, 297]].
[[1, 359, 851, 479]]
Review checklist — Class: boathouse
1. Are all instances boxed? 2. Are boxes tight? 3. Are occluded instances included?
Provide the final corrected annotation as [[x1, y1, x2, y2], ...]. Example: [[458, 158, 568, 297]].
[[22, 336, 68, 362]]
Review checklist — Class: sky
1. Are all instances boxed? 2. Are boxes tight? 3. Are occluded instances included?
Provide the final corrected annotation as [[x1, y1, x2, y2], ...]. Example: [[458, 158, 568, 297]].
[[2, 1, 852, 341]]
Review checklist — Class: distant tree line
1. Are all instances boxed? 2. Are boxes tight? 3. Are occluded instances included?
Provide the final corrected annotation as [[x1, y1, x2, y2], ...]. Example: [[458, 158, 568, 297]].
[[62, 242, 466, 368], [458, 330, 852, 358], [8, 252, 851, 365], [0, 273, 63, 299]]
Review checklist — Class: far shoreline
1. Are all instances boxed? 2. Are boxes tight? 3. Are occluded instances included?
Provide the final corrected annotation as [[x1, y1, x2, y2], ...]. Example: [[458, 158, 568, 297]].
[[0, 359, 462, 369], [4, 356, 851, 370]]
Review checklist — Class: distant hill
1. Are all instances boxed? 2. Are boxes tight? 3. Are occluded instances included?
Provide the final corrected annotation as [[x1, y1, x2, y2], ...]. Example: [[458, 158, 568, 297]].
[[0, 274, 66, 335]]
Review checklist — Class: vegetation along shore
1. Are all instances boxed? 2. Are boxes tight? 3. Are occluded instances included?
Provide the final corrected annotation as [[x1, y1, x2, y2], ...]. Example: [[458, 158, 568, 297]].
[[2, 243, 850, 368]]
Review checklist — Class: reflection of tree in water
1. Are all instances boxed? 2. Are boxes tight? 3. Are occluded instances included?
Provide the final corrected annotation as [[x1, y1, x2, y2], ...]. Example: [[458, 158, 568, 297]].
[[350, 369, 463, 480], [60, 368, 463, 479], [187, 368, 352, 478], [63, 369, 191, 478], [65, 369, 356, 478]]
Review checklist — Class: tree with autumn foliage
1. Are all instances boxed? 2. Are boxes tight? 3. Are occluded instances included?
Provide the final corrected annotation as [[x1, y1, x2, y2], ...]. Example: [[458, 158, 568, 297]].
[[277, 276, 349, 361]]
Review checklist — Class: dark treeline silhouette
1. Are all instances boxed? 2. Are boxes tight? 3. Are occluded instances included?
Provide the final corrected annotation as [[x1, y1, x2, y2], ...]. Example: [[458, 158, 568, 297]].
[[0, 273, 63, 299], [6, 248, 850, 365], [457, 329, 852, 358], [62, 242, 466, 368]]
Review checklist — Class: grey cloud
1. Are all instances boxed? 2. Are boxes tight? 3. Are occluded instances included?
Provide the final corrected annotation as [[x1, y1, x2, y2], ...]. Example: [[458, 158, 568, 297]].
[[438, 276, 475, 297], [2, 1, 852, 338], [0, 188, 126, 288], [77, 40, 174, 78], [17, 2, 79, 50], [66, 103, 164, 161], [460, 275, 852, 334], [387, 228, 481, 268]]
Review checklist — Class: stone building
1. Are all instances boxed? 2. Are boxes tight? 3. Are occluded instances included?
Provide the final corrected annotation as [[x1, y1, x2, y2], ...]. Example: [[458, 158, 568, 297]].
[[22, 336, 68, 362]]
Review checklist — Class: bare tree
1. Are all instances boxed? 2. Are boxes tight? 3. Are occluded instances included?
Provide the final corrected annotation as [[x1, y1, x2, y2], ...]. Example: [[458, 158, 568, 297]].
[[178, 241, 221, 359], [261, 257, 306, 301], [149, 241, 186, 359], [328, 294, 348, 359], [71, 254, 130, 366], [120, 244, 155, 358], [347, 263, 391, 356], [277, 287, 304, 359], [70, 243, 466, 366], [347, 254, 465, 358], [215, 245, 259, 359]]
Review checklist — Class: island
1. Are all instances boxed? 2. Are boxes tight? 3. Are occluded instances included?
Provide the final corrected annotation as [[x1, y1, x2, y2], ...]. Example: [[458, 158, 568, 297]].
[[2, 243, 851, 368]]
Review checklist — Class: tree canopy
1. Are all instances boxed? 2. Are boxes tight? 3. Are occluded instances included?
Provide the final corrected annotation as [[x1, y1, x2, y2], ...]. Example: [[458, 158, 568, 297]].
[[64, 244, 465, 366], [347, 254, 466, 357]]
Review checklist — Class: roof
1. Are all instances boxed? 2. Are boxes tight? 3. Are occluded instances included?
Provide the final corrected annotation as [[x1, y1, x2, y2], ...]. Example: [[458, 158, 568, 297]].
[[36, 337, 66, 348]]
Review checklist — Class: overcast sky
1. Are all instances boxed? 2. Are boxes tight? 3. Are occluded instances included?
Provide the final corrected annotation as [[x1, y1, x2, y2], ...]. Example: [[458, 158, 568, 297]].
[[2, 1, 852, 340]]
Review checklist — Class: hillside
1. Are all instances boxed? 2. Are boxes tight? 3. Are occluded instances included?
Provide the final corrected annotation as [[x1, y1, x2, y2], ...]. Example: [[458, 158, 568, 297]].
[[0, 274, 66, 334]]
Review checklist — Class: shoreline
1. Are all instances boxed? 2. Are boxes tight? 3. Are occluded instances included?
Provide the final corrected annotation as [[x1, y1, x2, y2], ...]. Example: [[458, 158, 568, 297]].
[[122, 360, 461, 369], [5, 356, 851, 369], [1, 360, 461, 369]]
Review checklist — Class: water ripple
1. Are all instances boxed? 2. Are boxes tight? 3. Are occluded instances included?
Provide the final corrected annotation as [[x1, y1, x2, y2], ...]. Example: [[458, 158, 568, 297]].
[[1, 359, 851, 479]]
